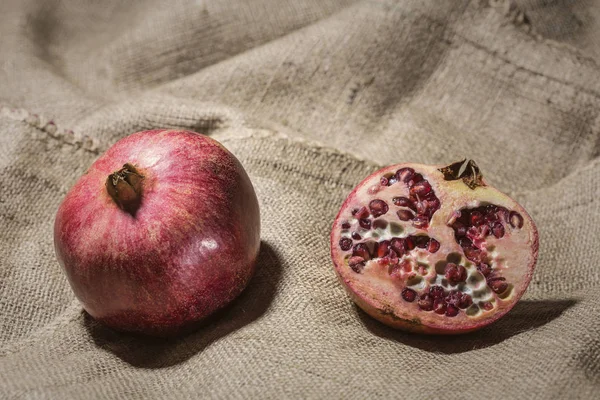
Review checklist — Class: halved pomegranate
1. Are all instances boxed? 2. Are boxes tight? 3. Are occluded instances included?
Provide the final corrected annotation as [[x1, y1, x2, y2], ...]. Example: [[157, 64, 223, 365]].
[[330, 160, 538, 334]]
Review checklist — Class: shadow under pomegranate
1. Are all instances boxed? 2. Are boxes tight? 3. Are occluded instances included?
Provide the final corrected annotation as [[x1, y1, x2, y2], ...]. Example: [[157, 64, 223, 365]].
[[83, 241, 282, 368], [356, 299, 577, 354]]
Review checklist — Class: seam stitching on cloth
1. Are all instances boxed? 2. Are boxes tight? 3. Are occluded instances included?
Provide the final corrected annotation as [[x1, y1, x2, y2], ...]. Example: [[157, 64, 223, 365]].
[[0, 103, 379, 170], [0, 105, 102, 155]]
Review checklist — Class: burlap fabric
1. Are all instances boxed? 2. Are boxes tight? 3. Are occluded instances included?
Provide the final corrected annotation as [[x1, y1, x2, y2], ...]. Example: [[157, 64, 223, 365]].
[[1, 0, 599, 398]]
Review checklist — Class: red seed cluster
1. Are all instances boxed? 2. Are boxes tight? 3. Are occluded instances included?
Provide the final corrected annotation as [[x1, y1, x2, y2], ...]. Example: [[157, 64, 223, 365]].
[[405, 285, 472, 317], [451, 205, 523, 265], [388, 168, 440, 229], [344, 235, 440, 272]]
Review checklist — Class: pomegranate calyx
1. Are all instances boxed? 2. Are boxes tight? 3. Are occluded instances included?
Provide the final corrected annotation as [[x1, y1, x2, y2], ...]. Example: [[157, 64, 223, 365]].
[[438, 159, 485, 190], [106, 163, 144, 215]]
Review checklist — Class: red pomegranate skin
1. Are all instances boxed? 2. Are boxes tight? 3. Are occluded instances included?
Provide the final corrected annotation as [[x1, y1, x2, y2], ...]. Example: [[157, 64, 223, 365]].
[[54, 129, 260, 336]]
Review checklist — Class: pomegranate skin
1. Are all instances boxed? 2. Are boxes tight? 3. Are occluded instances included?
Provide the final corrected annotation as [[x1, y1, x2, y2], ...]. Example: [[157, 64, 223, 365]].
[[54, 129, 260, 336], [330, 162, 539, 335]]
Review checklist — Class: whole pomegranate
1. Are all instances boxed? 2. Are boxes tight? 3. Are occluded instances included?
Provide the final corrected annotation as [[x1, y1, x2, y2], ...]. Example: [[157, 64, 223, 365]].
[[330, 160, 538, 334], [54, 129, 260, 336]]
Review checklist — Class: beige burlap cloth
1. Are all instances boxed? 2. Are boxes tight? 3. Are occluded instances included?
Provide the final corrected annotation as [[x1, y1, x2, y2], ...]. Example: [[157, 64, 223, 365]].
[[1, 0, 600, 398]]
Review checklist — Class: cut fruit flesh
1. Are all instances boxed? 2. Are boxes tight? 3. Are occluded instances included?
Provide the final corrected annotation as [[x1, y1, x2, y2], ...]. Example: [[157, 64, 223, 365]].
[[330, 160, 539, 334]]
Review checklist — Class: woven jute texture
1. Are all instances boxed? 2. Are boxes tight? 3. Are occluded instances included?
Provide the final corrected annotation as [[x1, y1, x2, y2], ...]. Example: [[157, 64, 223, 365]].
[[1, 0, 600, 398]]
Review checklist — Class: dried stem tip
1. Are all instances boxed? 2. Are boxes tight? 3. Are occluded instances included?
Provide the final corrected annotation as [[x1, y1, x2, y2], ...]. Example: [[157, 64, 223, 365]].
[[106, 163, 144, 214]]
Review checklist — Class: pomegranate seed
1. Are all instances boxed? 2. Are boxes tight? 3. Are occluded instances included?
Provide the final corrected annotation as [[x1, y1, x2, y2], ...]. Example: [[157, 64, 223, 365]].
[[445, 264, 467, 284], [427, 238, 440, 253], [353, 243, 370, 260], [412, 215, 429, 229], [498, 208, 510, 223], [387, 176, 398, 185], [405, 237, 415, 250], [492, 222, 505, 238], [339, 238, 352, 251], [429, 286, 445, 299], [466, 227, 480, 241], [415, 200, 427, 214], [509, 211, 524, 228], [458, 294, 473, 309], [410, 174, 423, 185], [458, 237, 472, 248], [410, 181, 432, 196], [377, 240, 391, 258], [395, 168, 414, 183], [484, 212, 498, 224], [388, 249, 399, 265], [480, 301, 494, 311], [355, 206, 369, 219], [433, 299, 447, 315], [470, 211, 483, 226], [463, 246, 482, 263], [396, 209, 414, 221], [341, 222, 351, 229], [369, 199, 389, 218], [390, 238, 405, 256], [454, 223, 467, 237], [380, 176, 389, 186], [477, 263, 491, 277], [418, 294, 434, 311], [489, 279, 508, 294], [351, 231, 362, 240], [445, 290, 461, 306], [348, 256, 366, 273], [427, 198, 440, 212], [359, 218, 372, 230], [445, 304, 459, 317], [479, 224, 490, 237], [401, 287, 417, 302], [392, 196, 416, 210]]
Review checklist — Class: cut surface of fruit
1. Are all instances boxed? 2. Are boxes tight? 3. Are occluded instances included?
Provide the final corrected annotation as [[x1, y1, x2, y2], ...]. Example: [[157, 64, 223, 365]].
[[330, 160, 538, 334]]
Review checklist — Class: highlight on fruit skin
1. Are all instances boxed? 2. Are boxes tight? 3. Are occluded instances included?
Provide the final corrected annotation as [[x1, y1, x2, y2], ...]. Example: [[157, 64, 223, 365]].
[[330, 159, 539, 334], [54, 129, 261, 336]]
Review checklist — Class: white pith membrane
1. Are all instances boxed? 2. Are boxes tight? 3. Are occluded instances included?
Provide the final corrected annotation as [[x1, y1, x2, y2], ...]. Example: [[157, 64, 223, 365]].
[[331, 163, 538, 332]]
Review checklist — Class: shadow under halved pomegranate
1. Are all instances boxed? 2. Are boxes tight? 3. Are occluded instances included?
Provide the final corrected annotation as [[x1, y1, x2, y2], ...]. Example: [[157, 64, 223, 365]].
[[54, 129, 260, 336], [330, 160, 538, 334]]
